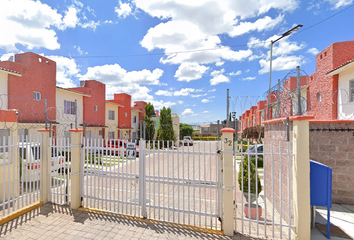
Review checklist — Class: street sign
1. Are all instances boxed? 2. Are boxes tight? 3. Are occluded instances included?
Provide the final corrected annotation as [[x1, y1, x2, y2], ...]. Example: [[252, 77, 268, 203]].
[[126, 142, 136, 159]]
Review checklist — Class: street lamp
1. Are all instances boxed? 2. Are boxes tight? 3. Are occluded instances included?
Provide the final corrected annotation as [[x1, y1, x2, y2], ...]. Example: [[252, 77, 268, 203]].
[[267, 24, 303, 120]]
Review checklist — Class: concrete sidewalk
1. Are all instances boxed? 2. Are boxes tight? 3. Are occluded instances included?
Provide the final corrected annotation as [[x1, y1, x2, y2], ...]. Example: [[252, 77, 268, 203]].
[[311, 204, 354, 240], [0, 203, 262, 240]]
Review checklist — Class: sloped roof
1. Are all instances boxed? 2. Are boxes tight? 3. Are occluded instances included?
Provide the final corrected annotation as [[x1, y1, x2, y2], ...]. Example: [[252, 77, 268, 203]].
[[326, 58, 354, 76], [0, 66, 21, 76]]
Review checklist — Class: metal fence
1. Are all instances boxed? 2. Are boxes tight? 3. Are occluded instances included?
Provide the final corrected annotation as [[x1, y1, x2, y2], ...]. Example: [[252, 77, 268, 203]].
[[0, 134, 42, 219], [81, 138, 223, 230]]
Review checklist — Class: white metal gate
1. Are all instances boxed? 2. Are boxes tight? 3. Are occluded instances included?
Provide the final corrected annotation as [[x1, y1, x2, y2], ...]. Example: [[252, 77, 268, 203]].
[[81, 138, 222, 230], [234, 139, 294, 239]]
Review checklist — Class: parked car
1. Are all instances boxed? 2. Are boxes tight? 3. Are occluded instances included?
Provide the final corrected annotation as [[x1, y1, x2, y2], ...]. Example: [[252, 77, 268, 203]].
[[104, 139, 139, 157], [183, 136, 193, 146], [246, 144, 264, 158], [18, 142, 65, 182]]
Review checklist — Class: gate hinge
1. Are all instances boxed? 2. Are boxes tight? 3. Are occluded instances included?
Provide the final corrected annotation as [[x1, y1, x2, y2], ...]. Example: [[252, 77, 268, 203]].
[[217, 149, 222, 154], [81, 197, 83, 201]]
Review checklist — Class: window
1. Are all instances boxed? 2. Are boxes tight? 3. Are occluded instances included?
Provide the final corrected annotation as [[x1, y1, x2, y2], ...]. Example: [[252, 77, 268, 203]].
[[108, 110, 115, 120], [33, 92, 41, 100], [125, 112, 127, 117], [99, 130, 102, 136], [260, 110, 264, 122], [317, 93, 322, 102], [350, 80, 354, 102], [94, 105, 98, 111], [64, 100, 76, 115], [132, 116, 137, 123], [108, 132, 115, 139]]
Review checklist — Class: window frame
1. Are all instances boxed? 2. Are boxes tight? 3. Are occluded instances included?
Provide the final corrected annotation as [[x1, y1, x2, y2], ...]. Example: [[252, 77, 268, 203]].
[[108, 110, 115, 120], [132, 115, 137, 123], [33, 91, 41, 101], [64, 100, 76, 115], [94, 105, 98, 111]]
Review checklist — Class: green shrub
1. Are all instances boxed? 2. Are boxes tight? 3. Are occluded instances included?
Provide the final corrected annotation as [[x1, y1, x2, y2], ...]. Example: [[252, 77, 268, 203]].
[[238, 155, 262, 203], [251, 157, 263, 168], [192, 137, 218, 141]]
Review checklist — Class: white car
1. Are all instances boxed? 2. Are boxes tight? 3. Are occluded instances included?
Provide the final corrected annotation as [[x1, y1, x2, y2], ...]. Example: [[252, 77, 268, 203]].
[[183, 136, 193, 146], [18, 142, 65, 182]]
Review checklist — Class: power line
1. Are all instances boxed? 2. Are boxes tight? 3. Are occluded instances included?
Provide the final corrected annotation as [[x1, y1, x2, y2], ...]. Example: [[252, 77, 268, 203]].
[[49, 4, 354, 60]]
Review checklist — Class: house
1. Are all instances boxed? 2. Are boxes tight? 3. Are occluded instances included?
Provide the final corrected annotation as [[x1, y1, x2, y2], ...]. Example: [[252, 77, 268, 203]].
[[105, 101, 123, 140], [0, 66, 21, 143], [55, 87, 89, 139], [238, 40, 354, 204], [0, 52, 57, 136], [107, 93, 131, 139], [69, 80, 106, 139], [131, 101, 146, 140]]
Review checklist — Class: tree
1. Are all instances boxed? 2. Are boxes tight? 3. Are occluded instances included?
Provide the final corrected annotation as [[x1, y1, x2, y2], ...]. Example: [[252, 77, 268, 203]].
[[145, 102, 155, 117], [180, 123, 193, 139], [144, 103, 155, 140], [157, 107, 174, 146]]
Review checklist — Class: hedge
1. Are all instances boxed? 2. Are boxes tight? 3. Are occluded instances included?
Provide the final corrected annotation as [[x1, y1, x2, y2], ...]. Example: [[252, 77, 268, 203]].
[[192, 137, 218, 141]]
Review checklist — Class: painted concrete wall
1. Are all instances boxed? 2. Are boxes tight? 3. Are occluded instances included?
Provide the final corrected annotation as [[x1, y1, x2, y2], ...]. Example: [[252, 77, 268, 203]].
[[337, 64, 354, 119], [0, 72, 8, 110], [105, 103, 119, 139], [0, 52, 57, 123], [70, 80, 106, 127], [131, 110, 140, 140], [56, 88, 84, 137]]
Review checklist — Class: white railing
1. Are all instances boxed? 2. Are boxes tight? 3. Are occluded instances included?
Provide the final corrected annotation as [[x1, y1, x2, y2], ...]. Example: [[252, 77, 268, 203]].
[[0, 134, 41, 219]]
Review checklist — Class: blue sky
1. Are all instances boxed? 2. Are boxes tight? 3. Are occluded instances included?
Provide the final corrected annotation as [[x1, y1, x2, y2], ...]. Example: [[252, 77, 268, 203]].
[[0, 0, 353, 124]]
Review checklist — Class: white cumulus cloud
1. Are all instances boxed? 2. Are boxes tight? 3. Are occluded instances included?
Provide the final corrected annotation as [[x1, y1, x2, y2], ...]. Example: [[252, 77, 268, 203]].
[[241, 76, 256, 81], [174, 62, 209, 82], [229, 70, 242, 76], [201, 99, 211, 103], [210, 74, 230, 86], [181, 108, 197, 117], [115, 1, 133, 18], [307, 48, 319, 55]]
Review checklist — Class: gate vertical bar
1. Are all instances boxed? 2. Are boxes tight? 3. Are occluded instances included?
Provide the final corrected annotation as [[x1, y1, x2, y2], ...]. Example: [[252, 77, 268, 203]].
[[139, 139, 147, 218], [221, 127, 235, 236]]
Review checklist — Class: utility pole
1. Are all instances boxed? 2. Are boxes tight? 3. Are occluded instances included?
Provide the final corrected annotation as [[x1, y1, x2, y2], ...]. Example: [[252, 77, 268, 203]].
[[226, 89, 230, 127]]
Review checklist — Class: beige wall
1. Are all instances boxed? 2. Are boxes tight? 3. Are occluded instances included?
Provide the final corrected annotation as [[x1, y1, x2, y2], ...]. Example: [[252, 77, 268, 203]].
[[56, 89, 84, 137], [338, 64, 354, 119], [131, 110, 139, 139], [105, 103, 118, 139], [172, 113, 179, 141], [0, 72, 8, 110]]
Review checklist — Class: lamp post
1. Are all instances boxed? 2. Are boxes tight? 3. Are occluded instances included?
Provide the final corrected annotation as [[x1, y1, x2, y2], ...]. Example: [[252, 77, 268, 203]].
[[267, 24, 303, 120]]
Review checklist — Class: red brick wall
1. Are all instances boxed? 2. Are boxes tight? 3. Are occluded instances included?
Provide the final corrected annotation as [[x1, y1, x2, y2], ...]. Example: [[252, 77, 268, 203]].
[[133, 101, 147, 122], [0, 52, 57, 123], [309, 41, 354, 121], [113, 93, 131, 128], [309, 122, 354, 204], [264, 122, 294, 225], [70, 80, 106, 126]]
